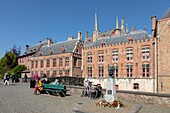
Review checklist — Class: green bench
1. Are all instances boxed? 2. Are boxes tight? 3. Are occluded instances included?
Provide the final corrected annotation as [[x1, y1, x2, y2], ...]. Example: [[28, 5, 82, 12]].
[[42, 83, 68, 97]]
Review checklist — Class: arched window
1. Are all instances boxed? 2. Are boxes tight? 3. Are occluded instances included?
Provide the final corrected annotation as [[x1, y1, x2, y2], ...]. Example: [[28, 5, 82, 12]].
[[87, 65, 92, 77], [142, 46, 150, 59], [126, 64, 133, 77], [112, 49, 118, 62], [98, 51, 104, 62], [98, 65, 104, 77], [142, 63, 150, 77], [87, 52, 92, 63], [126, 48, 133, 61]]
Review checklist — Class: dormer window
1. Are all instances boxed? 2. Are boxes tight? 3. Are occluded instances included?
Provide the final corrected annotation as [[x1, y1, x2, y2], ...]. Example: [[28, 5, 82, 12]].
[[50, 50, 54, 55], [38, 52, 43, 56], [128, 36, 133, 41], [30, 50, 33, 52], [100, 41, 105, 46], [62, 47, 65, 53]]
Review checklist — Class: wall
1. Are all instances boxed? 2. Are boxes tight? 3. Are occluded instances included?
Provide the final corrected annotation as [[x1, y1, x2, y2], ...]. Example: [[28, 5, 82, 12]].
[[157, 18, 170, 93], [86, 78, 155, 92], [68, 86, 170, 107]]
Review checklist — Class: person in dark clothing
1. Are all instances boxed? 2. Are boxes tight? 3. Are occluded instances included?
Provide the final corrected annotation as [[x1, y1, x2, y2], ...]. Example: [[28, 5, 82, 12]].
[[24, 74, 28, 83], [11, 73, 16, 83], [42, 73, 47, 78]]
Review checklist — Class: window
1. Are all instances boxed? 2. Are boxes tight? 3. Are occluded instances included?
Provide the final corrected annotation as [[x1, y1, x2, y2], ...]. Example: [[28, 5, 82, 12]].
[[142, 64, 150, 77], [113, 65, 118, 77], [59, 58, 63, 67], [126, 48, 133, 61], [98, 65, 104, 77], [126, 64, 133, 77], [74, 58, 77, 67], [65, 70, 69, 76], [142, 46, 150, 59], [53, 58, 56, 67], [32, 71, 34, 76], [133, 83, 139, 89], [53, 70, 56, 76], [40, 60, 44, 68], [31, 61, 34, 68], [35, 60, 38, 68], [87, 52, 92, 62], [46, 59, 50, 67], [65, 57, 69, 66], [112, 49, 118, 61], [88, 66, 92, 77], [98, 51, 104, 62], [59, 70, 63, 76], [46, 70, 50, 76]]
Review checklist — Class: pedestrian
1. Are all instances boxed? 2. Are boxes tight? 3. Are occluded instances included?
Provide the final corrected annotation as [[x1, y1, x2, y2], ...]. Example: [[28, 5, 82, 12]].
[[33, 72, 38, 81], [34, 77, 43, 95], [4, 73, 10, 85], [11, 73, 16, 83], [42, 73, 47, 78], [24, 73, 28, 83]]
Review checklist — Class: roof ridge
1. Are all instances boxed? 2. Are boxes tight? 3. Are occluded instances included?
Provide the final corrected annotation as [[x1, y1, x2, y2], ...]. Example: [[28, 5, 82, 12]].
[[161, 8, 170, 19]]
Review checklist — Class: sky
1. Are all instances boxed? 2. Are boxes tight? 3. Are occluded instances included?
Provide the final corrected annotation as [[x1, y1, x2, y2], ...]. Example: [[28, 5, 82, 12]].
[[0, 0, 169, 58]]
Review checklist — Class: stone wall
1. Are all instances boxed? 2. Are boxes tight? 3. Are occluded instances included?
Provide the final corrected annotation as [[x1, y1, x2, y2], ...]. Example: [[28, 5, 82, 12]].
[[67, 86, 170, 107]]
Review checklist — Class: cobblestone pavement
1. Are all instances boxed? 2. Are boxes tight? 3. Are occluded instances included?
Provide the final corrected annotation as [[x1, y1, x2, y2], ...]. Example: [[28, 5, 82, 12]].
[[0, 81, 170, 113]]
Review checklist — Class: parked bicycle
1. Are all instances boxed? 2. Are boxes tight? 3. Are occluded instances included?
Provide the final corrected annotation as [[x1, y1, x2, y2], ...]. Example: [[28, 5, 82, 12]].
[[81, 81, 103, 99]]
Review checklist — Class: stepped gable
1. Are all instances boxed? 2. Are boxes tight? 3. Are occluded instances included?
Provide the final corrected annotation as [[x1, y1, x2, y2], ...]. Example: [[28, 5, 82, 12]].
[[84, 31, 150, 48], [161, 8, 170, 19], [34, 39, 78, 56]]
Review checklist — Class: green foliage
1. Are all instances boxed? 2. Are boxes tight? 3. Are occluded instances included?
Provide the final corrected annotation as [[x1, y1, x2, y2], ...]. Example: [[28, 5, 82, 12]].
[[12, 65, 26, 77], [0, 51, 19, 75]]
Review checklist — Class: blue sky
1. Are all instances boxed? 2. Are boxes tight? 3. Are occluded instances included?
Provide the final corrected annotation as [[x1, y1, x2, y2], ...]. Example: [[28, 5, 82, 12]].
[[0, 0, 169, 58]]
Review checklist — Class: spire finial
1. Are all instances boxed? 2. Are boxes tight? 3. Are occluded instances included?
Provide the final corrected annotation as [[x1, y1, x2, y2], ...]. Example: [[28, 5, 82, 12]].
[[126, 24, 128, 33], [94, 13, 99, 31], [121, 17, 125, 32], [144, 24, 146, 31], [116, 17, 119, 29]]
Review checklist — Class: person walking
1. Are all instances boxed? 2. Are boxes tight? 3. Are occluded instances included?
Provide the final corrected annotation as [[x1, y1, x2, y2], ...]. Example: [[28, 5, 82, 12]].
[[11, 73, 16, 83], [42, 73, 47, 78], [24, 73, 28, 83], [4, 73, 10, 85]]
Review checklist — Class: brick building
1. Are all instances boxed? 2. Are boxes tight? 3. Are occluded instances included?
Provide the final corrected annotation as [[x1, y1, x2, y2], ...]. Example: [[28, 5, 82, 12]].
[[153, 8, 170, 93], [30, 32, 83, 77], [18, 39, 49, 78], [83, 13, 156, 92]]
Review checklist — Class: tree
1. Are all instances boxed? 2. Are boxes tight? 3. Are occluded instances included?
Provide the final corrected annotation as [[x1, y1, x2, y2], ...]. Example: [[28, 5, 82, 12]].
[[11, 44, 21, 57], [4, 51, 18, 70], [12, 65, 26, 77]]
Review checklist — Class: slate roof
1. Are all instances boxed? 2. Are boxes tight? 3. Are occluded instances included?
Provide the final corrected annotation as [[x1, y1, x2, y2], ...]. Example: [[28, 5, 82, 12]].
[[84, 31, 150, 48], [18, 41, 48, 57], [34, 39, 78, 57], [161, 8, 170, 19]]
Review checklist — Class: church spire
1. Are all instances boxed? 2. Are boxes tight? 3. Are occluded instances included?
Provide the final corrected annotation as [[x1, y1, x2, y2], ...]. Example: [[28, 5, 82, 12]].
[[116, 17, 119, 29], [126, 24, 129, 33], [121, 17, 125, 32], [94, 13, 99, 31]]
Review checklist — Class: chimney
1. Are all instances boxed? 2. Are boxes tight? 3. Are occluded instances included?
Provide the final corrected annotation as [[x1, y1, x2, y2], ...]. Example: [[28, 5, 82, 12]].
[[26, 45, 29, 51], [131, 27, 135, 33], [78, 32, 82, 40], [68, 36, 74, 41], [46, 38, 53, 46], [86, 31, 88, 40], [151, 16, 156, 37]]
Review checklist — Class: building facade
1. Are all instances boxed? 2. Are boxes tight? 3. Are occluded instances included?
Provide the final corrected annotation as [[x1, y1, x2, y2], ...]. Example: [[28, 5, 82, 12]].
[[153, 8, 170, 93], [30, 32, 83, 77], [82, 12, 157, 92]]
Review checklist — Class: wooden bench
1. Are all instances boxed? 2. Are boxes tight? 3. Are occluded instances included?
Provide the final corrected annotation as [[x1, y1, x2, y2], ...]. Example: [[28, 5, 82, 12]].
[[42, 83, 68, 97]]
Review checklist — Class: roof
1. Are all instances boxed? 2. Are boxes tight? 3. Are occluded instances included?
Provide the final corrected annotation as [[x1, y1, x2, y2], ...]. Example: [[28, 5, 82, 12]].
[[19, 41, 48, 57], [84, 31, 150, 48], [161, 8, 170, 19], [34, 39, 78, 57]]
